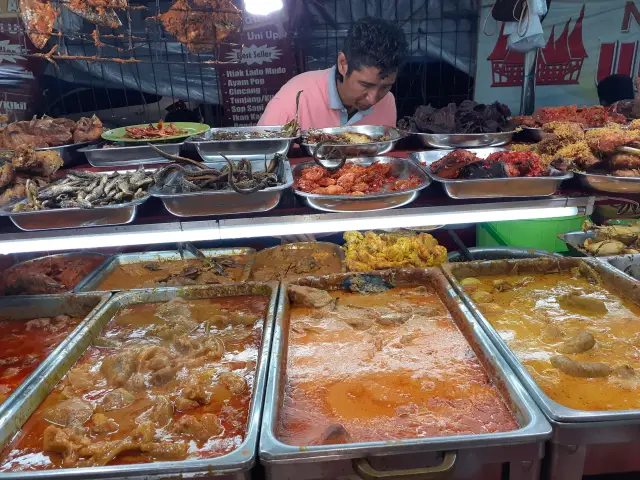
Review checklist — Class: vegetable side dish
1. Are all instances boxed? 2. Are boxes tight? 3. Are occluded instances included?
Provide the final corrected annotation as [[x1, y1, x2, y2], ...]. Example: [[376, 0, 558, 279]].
[[0, 255, 104, 296], [397, 100, 512, 134], [249, 244, 343, 281], [295, 163, 422, 196], [304, 129, 388, 145], [344, 231, 447, 271], [430, 150, 548, 179], [278, 283, 517, 445], [0, 295, 267, 471], [460, 267, 640, 410], [97, 255, 249, 290], [0, 314, 82, 403]]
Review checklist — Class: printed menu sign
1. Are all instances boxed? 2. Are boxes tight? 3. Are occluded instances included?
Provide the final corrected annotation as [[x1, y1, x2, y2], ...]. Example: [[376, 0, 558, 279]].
[[217, 9, 296, 126]]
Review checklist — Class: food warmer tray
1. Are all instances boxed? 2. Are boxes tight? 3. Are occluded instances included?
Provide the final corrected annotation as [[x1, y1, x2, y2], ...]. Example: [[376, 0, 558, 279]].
[[151, 157, 293, 217], [576, 171, 640, 194], [75, 247, 257, 292], [185, 126, 298, 162], [2, 252, 111, 295], [404, 130, 515, 149], [442, 257, 640, 480], [260, 269, 551, 480], [248, 242, 345, 281], [447, 246, 563, 262], [292, 157, 430, 213], [0, 292, 110, 426], [0, 281, 278, 480], [409, 148, 573, 200], [78, 141, 183, 167], [0, 140, 97, 168], [557, 230, 594, 256], [596, 253, 640, 283], [300, 125, 402, 157]]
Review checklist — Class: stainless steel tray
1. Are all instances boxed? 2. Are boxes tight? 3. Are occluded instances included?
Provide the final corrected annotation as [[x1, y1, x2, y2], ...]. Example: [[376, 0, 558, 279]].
[[249, 242, 345, 281], [0, 252, 111, 295], [557, 230, 595, 256], [78, 142, 182, 167], [447, 246, 563, 262], [260, 269, 550, 479], [410, 149, 573, 199], [0, 292, 110, 426], [301, 125, 402, 157], [406, 130, 515, 149], [76, 247, 256, 292], [0, 194, 150, 231], [185, 126, 298, 162], [600, 253, 640, 283], [292, 157, 430, 213], [0, 140, 97, 168], [0, 282, 278, 480], [151, 158, 293, 217], [577, 172, 640, 194], [442, 257, 640, 423]]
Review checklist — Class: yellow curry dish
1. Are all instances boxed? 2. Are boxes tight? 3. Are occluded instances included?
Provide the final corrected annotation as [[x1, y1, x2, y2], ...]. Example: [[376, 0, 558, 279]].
[[459, 267, 640, 411]]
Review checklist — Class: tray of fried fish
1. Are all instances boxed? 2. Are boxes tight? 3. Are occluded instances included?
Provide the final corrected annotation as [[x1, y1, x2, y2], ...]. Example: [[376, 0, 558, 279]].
[[0, 167, 155, 231]]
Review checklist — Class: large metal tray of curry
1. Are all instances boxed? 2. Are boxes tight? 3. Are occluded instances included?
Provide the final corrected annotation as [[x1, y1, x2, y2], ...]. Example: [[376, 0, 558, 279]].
[[260, 269, 551, 480], [442, 257, 640, 423], [75, 248, 256, 292], [0, 282, 278, 479], [0, 293, 110, 421]]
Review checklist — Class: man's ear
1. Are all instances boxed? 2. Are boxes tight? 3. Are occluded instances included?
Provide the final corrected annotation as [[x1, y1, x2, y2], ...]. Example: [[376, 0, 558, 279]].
[[337, 52, 348, 78]]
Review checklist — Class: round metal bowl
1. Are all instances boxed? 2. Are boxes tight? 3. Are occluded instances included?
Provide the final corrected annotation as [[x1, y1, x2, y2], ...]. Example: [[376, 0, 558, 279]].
[[301, 125, 402, 157], [406, 131, 515, 149], [447, 246, 562, 263]]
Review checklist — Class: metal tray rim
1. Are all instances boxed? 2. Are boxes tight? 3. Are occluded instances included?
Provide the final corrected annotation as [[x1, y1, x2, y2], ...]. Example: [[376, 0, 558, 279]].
[[0, 140, 97, 155], [442, 258, 640, 423], [75, 247, 257, 292], [77, 141, 184, 153], [401, 130, 517, 138], [150, 160, 294, 199], [0, 292, 112, 429], [0, 282, 279, 479], [259, 269, 551, 463], [291, 158, 431, 201], [0, 194, 150, 218], [185, 125, 300, 144]]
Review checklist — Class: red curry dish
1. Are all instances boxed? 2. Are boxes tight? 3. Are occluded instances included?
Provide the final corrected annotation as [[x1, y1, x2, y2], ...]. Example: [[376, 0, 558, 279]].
[[278, 284, 517, 446], [296, 162, 422, 196], [0, 315, 83, 403], [0, 295, 268, 471]]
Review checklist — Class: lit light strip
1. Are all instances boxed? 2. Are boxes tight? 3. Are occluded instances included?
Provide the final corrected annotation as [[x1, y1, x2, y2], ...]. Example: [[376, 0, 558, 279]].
[[0, 203, 584, 255], [219, 206, 580, 239]]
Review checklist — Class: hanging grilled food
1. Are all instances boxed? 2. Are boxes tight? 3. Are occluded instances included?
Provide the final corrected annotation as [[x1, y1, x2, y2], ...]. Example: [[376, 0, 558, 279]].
[[63, 0, 121, 28], [19, 0, 56, 50]]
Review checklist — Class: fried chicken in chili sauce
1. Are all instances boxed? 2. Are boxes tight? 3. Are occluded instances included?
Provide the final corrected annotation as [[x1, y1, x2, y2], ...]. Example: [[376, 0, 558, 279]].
[[430, 150, 480, 179], [429, 149, 548, 179], [295, 162, 422, 196]]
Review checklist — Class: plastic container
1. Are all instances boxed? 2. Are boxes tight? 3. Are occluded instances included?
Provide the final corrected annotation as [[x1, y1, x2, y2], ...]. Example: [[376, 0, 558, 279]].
[[477, 215, 587, 253]]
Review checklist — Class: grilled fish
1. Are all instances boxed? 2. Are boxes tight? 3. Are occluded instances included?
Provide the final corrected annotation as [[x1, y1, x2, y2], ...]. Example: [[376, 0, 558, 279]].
[[19, 0, 56, 50], [63, 0, 121, 28]]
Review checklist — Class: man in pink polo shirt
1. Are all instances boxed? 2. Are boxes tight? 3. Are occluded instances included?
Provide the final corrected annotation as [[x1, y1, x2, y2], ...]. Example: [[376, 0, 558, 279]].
[[258, 17, 407, 130]]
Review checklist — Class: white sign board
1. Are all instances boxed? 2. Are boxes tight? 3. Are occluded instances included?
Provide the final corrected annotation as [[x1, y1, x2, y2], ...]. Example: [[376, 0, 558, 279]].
[[475, 0, 640, 112]]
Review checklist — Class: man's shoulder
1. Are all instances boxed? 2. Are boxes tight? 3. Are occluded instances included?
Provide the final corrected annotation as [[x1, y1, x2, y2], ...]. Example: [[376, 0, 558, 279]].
[[278, 69, 329, 95], [375, 91, 396, 111]]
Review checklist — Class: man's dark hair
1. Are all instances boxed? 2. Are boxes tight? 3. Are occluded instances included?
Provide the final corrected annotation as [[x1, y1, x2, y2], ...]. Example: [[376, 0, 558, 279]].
[[337, 17, 407, 83], [597, 74, 634, 106]]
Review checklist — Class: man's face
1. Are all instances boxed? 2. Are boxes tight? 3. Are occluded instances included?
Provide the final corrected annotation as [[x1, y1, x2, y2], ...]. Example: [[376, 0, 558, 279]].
[[337, 53, 397, 111]]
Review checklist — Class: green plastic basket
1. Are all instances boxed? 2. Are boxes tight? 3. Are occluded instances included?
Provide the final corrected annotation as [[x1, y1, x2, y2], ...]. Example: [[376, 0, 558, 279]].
[[477, 215, 588, 253]]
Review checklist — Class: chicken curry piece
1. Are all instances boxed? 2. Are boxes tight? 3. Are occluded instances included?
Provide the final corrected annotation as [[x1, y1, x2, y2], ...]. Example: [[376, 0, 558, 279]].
[[249, 245, 343, 282], [0, 295, 267, 471], [96, 255, 248, 290], [461, 271, 640, 411], [278, 285, 517, 446], [0, 315, 82, 404]]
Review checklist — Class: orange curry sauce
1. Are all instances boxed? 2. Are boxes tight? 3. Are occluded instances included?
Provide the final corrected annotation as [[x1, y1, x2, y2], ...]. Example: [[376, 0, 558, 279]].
[[277, 287, 517, 445], [0, 296, 267, 471], [0, 315, 82, 403]]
